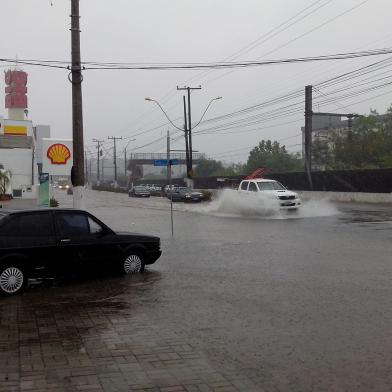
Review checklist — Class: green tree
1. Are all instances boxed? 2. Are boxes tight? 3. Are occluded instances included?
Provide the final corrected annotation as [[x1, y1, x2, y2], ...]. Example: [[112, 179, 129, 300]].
[[324, 108, 392, 169], [246, 140, 302, 173], [212, 163, 246, 176], [0, 170, 12, 197], [194, 159, 224, 177]]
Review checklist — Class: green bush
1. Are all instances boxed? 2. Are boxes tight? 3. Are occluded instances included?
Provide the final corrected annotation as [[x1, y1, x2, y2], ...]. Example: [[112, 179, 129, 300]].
[[50, 197, 59, 207]]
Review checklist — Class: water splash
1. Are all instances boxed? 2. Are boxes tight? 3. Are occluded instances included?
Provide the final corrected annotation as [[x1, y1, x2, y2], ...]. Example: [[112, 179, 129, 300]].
[[196, 189, 338, 219]]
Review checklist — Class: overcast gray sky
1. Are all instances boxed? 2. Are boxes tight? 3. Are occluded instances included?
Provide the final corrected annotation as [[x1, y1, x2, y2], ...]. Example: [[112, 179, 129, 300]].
[[1, 0, 392, 162]]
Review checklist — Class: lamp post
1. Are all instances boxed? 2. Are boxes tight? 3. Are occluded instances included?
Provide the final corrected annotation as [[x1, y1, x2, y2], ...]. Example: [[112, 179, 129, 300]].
[[123, 138, 136, 176]]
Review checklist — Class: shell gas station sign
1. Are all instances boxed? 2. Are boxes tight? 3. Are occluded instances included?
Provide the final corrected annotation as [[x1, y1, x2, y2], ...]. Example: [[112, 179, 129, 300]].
[[42, 138, 73, 175], [0, 119, 32, 136]]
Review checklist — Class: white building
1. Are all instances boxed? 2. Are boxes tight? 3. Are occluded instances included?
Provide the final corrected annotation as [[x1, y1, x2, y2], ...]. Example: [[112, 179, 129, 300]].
[[0, 69, 51, 199]]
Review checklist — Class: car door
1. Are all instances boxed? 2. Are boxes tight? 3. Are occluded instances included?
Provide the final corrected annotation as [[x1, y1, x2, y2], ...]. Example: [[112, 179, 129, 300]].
[[54, 211, 122, 275], [54, 211, 94, 275], [0, 211, 58, 277]]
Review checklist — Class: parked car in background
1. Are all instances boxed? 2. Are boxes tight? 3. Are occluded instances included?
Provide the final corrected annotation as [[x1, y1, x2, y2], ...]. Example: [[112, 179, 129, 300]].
[[149, 184, 162, 196], [167, 187, 204, 203], [238, 179, 301, 210], [164, 184, 179, 196], [0, 208, 162, 296], [128, 185, 150, 198]]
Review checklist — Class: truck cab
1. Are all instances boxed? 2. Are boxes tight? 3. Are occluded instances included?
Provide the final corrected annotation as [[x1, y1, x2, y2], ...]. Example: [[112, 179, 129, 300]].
[[238, 179, 301, 210]]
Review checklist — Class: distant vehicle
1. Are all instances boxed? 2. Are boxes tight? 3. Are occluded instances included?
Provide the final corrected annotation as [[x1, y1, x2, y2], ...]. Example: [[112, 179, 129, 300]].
[[164, 184, 179, 195], [148, 184, 162, 196], [58, 179, 70, 190], [238, 179, 301, 210], [128, 186, 150, 198], [0, 208, 162, 296], [168, 187, 204, 203]]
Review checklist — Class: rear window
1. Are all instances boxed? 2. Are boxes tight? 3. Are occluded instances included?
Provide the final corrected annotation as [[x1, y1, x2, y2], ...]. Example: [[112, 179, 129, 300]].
[[0, 212, 54, 237]]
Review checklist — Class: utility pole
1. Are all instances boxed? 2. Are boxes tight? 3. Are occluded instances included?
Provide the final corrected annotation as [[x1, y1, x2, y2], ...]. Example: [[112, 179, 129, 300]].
[[182, 95, 190, 178], [70, 0, 85, 208], [101, 157, 105, 183], [84, 151, 88, 185], [108, 136, 122, 187], [304, 85, 313, 190], [92, 139, 103, 185], [167, 130, 174, 237], [124, 149, 127, 176], [89, 158, 92, 184], [177, 85, 201, 185]]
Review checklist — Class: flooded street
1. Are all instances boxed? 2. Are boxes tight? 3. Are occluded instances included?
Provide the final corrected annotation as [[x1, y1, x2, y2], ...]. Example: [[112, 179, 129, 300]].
[[1, 190, 392, 391]]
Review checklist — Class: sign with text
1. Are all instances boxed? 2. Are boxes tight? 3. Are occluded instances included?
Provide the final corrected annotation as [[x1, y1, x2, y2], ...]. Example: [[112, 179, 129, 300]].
[[154, 159, 179, 166]]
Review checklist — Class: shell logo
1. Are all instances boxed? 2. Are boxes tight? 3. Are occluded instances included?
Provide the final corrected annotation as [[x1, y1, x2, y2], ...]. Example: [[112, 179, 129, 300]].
[[47, 143, 71, 165]]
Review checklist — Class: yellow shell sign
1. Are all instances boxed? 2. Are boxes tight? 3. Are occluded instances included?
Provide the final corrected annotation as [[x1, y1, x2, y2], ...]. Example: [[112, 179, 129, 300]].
[[47, 143, 71, 165], [4, 125, 27, 136]]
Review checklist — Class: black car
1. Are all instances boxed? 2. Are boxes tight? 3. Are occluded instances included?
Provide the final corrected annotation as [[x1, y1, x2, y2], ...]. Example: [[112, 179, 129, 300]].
[[128, 186, 150, 198], [168, 187, 204, 203], [0, 209, 161, 296]]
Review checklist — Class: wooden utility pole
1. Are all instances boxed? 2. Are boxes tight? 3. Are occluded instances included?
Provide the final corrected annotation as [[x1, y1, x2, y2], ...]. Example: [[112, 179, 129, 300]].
[[183, 95, 190, 177], [177, 86, 201, 181], [92, 139, 103, 185], [70, 0, 85, 207], [304, 85, 313, 190], [167, 130, 173, 237], [108, 136, 122, 187]]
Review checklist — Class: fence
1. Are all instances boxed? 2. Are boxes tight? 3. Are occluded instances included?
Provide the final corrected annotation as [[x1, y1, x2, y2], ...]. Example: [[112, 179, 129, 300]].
[[192, 169, 392, 193]]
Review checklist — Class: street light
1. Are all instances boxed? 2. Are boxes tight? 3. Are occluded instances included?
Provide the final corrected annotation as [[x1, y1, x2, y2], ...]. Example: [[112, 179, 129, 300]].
[[145, 95, 222, 184], [144, 98, 183, 131], [192, 96, 222, 129], [123, 138, 136, 176]]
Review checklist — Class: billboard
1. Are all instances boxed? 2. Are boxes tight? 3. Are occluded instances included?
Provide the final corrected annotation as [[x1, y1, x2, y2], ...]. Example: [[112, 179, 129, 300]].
[[5, 70, 28, 109], [0, 119, 32, 137], [42, 139, 73, 176]]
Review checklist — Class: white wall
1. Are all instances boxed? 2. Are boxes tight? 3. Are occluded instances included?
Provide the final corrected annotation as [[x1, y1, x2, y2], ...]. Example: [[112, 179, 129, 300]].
[[0, 148, 37, 198], [34, 125, 51, 164]]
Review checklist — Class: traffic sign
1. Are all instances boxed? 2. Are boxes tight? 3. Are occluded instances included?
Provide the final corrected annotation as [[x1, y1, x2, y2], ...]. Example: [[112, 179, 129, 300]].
[[153, 159, 167, 166], [154, 159, 180, 166]]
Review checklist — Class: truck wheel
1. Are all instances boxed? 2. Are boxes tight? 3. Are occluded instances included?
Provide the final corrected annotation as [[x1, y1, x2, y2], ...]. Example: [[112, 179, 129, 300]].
[[0, 264, 27, 296]]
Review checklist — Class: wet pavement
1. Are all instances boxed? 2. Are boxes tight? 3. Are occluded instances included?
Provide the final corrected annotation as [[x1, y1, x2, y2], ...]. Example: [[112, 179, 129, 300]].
[[1, 190, 392, 391]]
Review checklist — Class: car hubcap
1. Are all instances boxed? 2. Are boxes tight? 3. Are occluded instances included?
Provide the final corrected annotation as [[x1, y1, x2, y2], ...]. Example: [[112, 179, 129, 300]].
[[123, 255, 142, 274], [0, 267, 24, 294]]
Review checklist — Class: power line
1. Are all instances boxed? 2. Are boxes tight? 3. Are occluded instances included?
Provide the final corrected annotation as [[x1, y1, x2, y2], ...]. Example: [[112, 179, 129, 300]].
[[3, 47, 391, 71]]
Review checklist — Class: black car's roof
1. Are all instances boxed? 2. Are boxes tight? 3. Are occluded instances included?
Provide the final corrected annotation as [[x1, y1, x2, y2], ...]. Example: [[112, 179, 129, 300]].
[[0, 208, 88, 216]]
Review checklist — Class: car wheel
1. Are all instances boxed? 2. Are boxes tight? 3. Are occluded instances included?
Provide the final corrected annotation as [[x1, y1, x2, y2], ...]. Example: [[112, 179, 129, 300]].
[[122, 252, 145, 275], [0, 264, 27, 296]]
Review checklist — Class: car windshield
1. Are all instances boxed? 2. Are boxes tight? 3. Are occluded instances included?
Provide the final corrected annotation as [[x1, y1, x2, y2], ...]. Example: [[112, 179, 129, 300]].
[[134, 186, 147, 191], [257, 181, 286, 191]]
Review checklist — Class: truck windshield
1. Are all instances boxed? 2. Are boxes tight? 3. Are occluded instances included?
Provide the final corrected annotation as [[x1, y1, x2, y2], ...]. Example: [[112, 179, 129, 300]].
[[257, 181, 286, 191]]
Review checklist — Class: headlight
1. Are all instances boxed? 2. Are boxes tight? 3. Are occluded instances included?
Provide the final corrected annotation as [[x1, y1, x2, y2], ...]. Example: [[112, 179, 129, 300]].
[[185, 194, 191, 198]]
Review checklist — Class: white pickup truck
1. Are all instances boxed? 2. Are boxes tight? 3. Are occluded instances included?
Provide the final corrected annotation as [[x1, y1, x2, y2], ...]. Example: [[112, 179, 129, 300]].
[[238, 179, 301, 210]]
